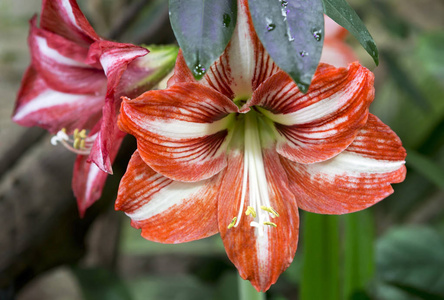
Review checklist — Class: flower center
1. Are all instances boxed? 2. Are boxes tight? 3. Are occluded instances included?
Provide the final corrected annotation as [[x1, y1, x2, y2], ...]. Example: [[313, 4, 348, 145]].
[[51, 128, 96, 155], [228, 111, 279, 236]]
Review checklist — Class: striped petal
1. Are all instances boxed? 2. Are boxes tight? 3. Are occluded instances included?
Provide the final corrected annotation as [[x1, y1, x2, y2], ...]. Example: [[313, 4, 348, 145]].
[[40, 0, 99, 45], [218, 148, 299, 292], [250, 62, 374, 164], [119, 83, 239, 182], [281, 114, 406, 214], [12, 66, 103, 133], [200, 0, 279, 99], [116, 150, 220, 243], [29, 18, 107, 95], [72, 130, 124, 216]]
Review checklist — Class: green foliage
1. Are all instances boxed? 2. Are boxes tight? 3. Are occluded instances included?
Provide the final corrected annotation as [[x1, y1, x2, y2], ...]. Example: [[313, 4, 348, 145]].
[[322, 0, 379, 65]]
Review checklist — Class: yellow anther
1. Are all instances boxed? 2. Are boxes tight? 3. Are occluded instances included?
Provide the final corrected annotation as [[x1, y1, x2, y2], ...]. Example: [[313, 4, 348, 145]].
[[245, 206, 257, 218], [73, 128, 79, 139], [79, 129, 87, 139], [73, 137, 81, 149], [80, 139, 86, 150], [263, 221, 277, 228], [227, 217, 237, 229], [260, 206, 280, 217], [61, 128, 67, 133]]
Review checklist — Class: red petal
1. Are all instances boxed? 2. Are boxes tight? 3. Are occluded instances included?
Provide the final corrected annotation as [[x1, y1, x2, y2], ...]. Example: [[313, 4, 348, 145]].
[[250, 62, 374, 164], [29, 19, 107, 95], [12, 66, 103, 133], [167, 50, 197, 87], [218, 148, 299, 292], [40, 0, 99, 45], [72, 130, 124, 217], [281, 114, 406, 214], [116, 150, 220, 243], [119, 83, 238, 182]]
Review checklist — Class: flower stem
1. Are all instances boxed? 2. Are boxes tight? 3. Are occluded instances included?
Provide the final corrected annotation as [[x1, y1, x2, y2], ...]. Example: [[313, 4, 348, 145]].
[[238, 276, 266, 300]]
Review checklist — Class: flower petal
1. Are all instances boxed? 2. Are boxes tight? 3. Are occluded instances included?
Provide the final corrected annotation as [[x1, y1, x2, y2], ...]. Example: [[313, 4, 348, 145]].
[[72, 129, 124, 216], [199, 0, 279, 99], [167, 50, 197, 87], [251, 62, 374, 164], [12, 66, 103, 133], [29, 19, 107, 94], [281, 114, 406, 214], [119, 83, 239, 182], [40, 0, 99, 45], [116, 150, 220, 243], [321, 40, 357, 67], [86, 40, 149, 98], [218, 148, 299, 292]]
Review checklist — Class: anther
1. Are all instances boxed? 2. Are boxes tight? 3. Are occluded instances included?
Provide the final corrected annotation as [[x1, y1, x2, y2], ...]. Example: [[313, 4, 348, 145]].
[[263, 221, 277, 228], [227, 217, 237, 229], [260, 206, 280, 217], [245, 206, 257, 218]]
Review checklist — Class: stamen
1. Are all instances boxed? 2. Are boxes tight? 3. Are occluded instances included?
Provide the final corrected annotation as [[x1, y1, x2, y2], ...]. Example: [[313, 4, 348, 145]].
[[245, 206, 257, 218], [263, 221, 277, 227], [51, 127, 96, 155], [227, 217, 237, 229], [260, 206, 280, 217]]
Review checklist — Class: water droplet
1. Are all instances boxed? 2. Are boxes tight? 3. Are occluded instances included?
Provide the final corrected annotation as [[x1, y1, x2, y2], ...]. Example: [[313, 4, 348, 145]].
[[280, 0, 288, 7], [265, 17, 276, 32], [299, 50, 308, 57], [312, 29, 322, 41], [193, 63, 206, 79], [223, 13, 231, 27]]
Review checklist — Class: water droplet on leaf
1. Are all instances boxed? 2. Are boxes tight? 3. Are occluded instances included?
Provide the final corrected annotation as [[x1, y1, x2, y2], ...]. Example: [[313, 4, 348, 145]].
[[193, 63, 206, 79], [223, 13, 231, 27], [312, 29, 322, 41], [299, 50, 308, 57]]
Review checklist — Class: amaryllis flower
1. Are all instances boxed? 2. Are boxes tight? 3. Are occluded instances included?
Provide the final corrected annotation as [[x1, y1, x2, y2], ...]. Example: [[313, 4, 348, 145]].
[[116, 0, 406, 292], [12, 0, 177, 215], [321, 15, 358, 67]]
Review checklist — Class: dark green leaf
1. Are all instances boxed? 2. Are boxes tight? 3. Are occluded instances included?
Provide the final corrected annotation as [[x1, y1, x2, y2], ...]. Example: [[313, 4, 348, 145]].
[[169, 0, 237, 79], [249, 0, 324, 93], [322, 0, 379, 65], [376, 226, 444, 297]]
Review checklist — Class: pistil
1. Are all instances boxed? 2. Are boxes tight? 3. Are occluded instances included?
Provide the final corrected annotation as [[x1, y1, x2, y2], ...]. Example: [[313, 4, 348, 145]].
[[228, 111, 279, 236]]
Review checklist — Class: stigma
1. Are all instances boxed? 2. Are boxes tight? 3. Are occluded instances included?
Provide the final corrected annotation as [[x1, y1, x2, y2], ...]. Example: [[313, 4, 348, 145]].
[[227, 111, 279, 236], [51, 128, 96, 155]]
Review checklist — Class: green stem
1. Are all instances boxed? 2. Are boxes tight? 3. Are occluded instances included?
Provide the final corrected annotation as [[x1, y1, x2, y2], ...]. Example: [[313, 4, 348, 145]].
[[238, 276, 266, 300]]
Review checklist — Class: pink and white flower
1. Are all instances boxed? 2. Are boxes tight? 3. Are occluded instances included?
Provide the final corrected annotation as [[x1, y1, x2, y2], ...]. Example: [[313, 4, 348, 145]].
[[12, 0, 177, 215]]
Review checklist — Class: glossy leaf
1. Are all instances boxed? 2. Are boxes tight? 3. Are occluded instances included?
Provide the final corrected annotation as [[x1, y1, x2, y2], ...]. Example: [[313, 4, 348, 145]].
[[322, 0, 379, 65], [169, 0, 237, 80], [249, 0, 324, 93]]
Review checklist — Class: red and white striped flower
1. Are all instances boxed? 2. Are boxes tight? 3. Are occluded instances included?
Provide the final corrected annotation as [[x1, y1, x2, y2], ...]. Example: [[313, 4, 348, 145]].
[[116, 0, 406, 291], [12, 0, 176, 215]]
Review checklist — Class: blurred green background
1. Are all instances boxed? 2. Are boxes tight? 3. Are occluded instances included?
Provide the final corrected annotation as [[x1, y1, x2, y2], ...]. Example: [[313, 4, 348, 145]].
[[0, 0, 443, 299]]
